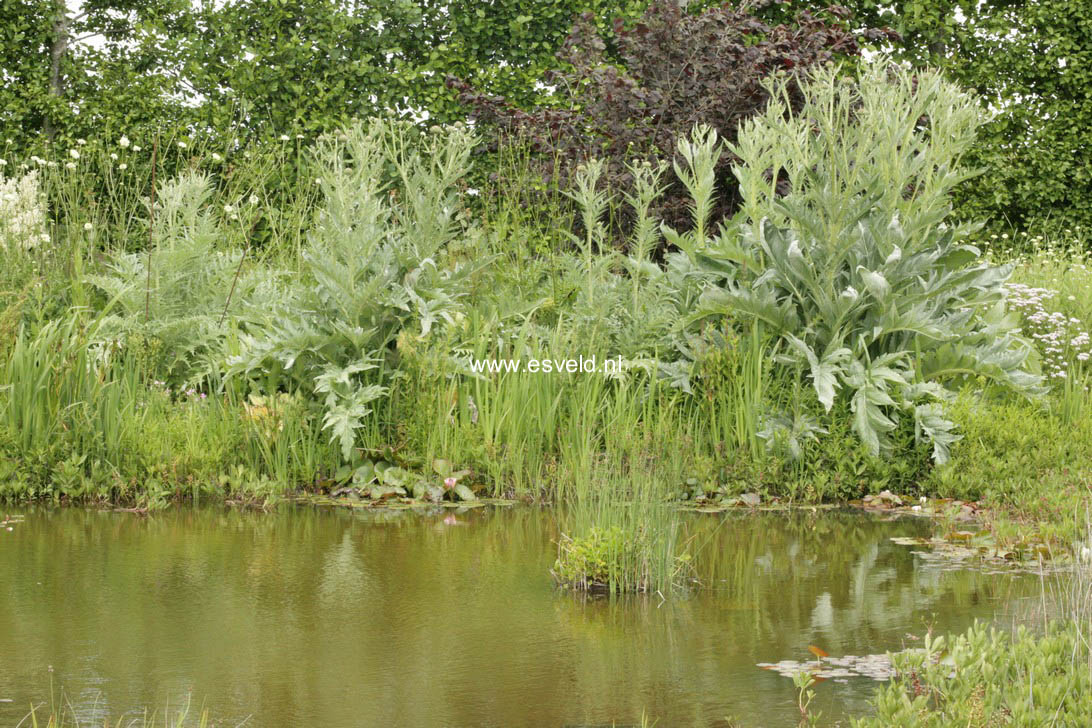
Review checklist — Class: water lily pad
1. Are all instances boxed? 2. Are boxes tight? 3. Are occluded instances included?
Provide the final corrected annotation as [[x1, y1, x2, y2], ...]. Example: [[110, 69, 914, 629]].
[[368, 484, 405, 500], [890, 533, 1072, 574], [441, 499, 485, 509], [739, 492, 762, 507], [757, 651, 910, 681]]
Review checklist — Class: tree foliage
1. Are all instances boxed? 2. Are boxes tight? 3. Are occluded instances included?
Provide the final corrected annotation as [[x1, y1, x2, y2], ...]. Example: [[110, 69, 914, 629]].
[[0, 0, 191, 149], [788, 0, 1092, 236], [0, 0, 650, 147], [937, 0, 1092, 236], [451, 0, 896, 234], [6, 0, 1089, 237]]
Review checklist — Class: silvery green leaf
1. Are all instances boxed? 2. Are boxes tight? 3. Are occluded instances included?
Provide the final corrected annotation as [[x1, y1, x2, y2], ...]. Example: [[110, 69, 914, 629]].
[[859, 267, 890, 299], [787, 238, 804, 261], [785, 335, 848, 411], [914, 403, 961, 464]]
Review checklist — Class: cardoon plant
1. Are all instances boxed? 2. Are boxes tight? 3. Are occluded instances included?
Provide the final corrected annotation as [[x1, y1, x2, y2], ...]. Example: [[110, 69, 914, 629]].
[[229, 119, 484, 461], [684, 61, 1042, 462]]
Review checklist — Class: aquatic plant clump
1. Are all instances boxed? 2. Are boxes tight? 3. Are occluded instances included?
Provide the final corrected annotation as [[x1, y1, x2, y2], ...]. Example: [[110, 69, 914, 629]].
[[551, 520, 691, 595], [552, 526, 640, 592]]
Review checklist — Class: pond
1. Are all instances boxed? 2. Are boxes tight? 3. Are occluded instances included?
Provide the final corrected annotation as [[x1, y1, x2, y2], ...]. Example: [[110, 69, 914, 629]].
[[0, 506, 1050, 726]]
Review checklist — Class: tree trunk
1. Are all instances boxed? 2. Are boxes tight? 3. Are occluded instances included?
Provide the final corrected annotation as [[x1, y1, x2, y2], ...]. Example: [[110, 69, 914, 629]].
[[43, 2, 71, 141]]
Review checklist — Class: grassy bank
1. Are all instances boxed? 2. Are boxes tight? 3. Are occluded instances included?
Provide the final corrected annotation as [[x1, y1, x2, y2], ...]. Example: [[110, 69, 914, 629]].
[[1, 61, 1090, 592]]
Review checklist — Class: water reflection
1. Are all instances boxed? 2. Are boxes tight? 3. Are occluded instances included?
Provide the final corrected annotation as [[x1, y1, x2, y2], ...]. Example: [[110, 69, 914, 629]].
[[0, 506, 1047, 726]]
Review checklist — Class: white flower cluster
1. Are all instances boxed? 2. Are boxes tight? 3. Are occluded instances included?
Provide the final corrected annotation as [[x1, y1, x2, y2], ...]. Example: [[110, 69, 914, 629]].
[[1005, 282, 1092, 381], [0, 170, 50, 251]]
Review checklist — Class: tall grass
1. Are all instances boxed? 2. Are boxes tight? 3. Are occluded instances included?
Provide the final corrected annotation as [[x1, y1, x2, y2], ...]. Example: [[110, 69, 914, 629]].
[[1040, 517, 1092, 672], [1, 313, 137, 461], [20, 687, 214, 728], [0, 306, 334, 503], [8, 129, 321, 263], [551, 379, 691, 595]]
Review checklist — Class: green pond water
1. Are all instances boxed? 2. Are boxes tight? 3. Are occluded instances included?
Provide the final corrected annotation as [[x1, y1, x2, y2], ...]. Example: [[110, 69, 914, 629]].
[[0, 506, 1048, 727]]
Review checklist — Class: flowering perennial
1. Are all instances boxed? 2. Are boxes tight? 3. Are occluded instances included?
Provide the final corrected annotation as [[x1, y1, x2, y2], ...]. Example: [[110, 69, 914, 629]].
[[1005, 282, 1092, 382], [0, 170, 49, 251]]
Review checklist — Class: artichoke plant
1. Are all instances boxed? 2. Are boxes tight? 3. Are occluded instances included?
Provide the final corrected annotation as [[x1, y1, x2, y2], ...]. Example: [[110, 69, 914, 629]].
[[681, 62, 1041, 462]]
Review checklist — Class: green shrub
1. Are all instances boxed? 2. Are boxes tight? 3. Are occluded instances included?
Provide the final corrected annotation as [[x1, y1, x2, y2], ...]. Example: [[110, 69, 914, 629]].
[[856, 621, 1092, 727], [924, 393, 1092, 547], [453, 1, 890, 235]]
